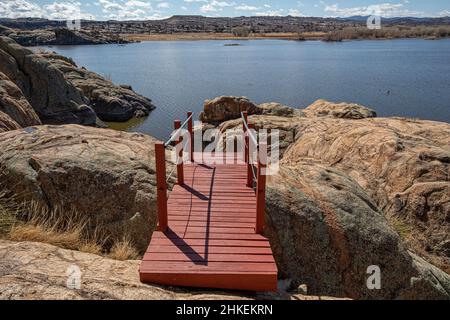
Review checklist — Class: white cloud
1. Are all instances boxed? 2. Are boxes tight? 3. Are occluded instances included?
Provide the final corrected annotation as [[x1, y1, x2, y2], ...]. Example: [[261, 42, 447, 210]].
[[324, 2, 427, 18], [157, 2, 170, 9], [97, 0, 167, 20], [45, 2, 94, 20], [200, 1, 235, 14], [235, 4, 258, 11], [0, 0, 95, 20], [125, 1, 152, 9], [0, 0, 44, 18]]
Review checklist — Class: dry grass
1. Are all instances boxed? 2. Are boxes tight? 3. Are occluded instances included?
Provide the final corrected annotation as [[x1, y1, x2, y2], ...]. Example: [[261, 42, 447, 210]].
[[0, 190, 17, 236], [9, 224, 83, 249], [108, 236, 139, 260], [0, 190, 139, 260]]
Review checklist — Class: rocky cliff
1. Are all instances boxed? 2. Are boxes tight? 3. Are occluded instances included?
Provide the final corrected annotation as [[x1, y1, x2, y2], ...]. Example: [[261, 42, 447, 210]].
[[0, 26, 130, 46], [40, 52, 155, 121], [0, 71, 41, 132], [0, 36, 154, 126]]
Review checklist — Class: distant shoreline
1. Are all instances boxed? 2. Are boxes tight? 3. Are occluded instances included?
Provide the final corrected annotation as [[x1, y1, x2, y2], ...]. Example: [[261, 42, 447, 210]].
[[121, 32, 325, 42], [121, 32, 450, 42]]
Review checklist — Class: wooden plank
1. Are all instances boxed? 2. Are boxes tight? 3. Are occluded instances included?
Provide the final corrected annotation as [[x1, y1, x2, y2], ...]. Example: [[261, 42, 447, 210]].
[[167, 211, 256, 216], [139, 272, 277, 292], [140, 261, 277, 272], [169, 226, 256, 234], [143, 252, 275, 263], [170, 221, 256, 228], [153, 231, 266, 241], [168, 207, 255, 212], [149, 237, 270, 247], [168, 216, 256, 223], [147, 245, 273, 255]]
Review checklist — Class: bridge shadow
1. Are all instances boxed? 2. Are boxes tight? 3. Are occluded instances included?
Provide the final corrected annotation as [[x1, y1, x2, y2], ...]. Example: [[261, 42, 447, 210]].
[[180, 184, 208, 201], [166, 165, 215, 266]]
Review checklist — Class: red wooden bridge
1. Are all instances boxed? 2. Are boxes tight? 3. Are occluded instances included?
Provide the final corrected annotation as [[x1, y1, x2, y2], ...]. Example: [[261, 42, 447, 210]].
[[139, 112, 278, 292]]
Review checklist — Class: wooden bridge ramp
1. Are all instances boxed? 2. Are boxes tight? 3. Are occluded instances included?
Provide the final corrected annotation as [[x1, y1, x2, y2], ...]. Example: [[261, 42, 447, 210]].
[[139, 113, 278, 292]]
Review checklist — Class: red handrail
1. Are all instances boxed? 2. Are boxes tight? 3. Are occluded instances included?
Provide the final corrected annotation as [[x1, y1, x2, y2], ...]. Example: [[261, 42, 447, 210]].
[[241, 112, 267, 235], [156, 113, 194, 232], [256, 142, 267, 234], [155, 142, 168, 231]]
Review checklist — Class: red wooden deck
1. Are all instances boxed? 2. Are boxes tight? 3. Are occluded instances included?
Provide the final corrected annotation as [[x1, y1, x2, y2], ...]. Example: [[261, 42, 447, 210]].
[[139, 152, 278, 292]]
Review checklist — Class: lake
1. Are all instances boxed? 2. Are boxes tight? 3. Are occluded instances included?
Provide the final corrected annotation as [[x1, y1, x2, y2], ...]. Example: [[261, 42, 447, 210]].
[[46, 39, 450, 140]]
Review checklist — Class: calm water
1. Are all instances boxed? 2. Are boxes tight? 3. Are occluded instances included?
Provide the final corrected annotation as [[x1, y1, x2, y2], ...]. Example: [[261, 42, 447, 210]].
[[46, 39, 450, 139]]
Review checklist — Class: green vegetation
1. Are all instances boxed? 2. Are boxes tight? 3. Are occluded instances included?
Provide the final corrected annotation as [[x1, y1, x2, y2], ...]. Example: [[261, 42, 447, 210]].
[[323, 25, 450, 42]]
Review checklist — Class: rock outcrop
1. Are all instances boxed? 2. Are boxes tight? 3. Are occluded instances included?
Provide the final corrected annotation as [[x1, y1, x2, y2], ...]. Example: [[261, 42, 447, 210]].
[[53, 28, 128, 45], [258, 102, 303, 117], [200, 96, 262, 124], [0, 71, 41, 130], [212, 97, 450, 298], [281, 116, 450, 272], [0, 36, 100, 126], [0, 111, 21, 132], [0, 26, 130, 46], [303, 99, 377, 119], [0, 125, 174, 251], [41, 52, 155, 121], [0, 36, 154, 126], [265, 162, 450, 299]]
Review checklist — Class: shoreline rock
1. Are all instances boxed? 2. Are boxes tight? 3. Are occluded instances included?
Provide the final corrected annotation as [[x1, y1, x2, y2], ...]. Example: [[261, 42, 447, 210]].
[[0, 26, 131, 46], [0, 36, 154, 126], [0, 71, 41, 131], [41, 52, 155, 122]]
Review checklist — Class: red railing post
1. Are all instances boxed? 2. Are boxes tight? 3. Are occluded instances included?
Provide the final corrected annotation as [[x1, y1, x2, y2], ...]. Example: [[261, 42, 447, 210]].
[[246, 123, 254, 188], [187, 111, 194, 163], [174, 120, 184, 185], [256, 142, 267, 234], [155, 142, 168, 232]]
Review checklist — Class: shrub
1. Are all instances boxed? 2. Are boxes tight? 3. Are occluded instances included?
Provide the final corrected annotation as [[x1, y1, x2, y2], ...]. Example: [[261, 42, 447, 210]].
[[232, 27, 250, 37]]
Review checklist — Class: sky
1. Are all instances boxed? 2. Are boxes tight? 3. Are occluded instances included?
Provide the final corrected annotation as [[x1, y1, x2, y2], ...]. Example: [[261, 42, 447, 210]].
[[1, 0, 449, 21]]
